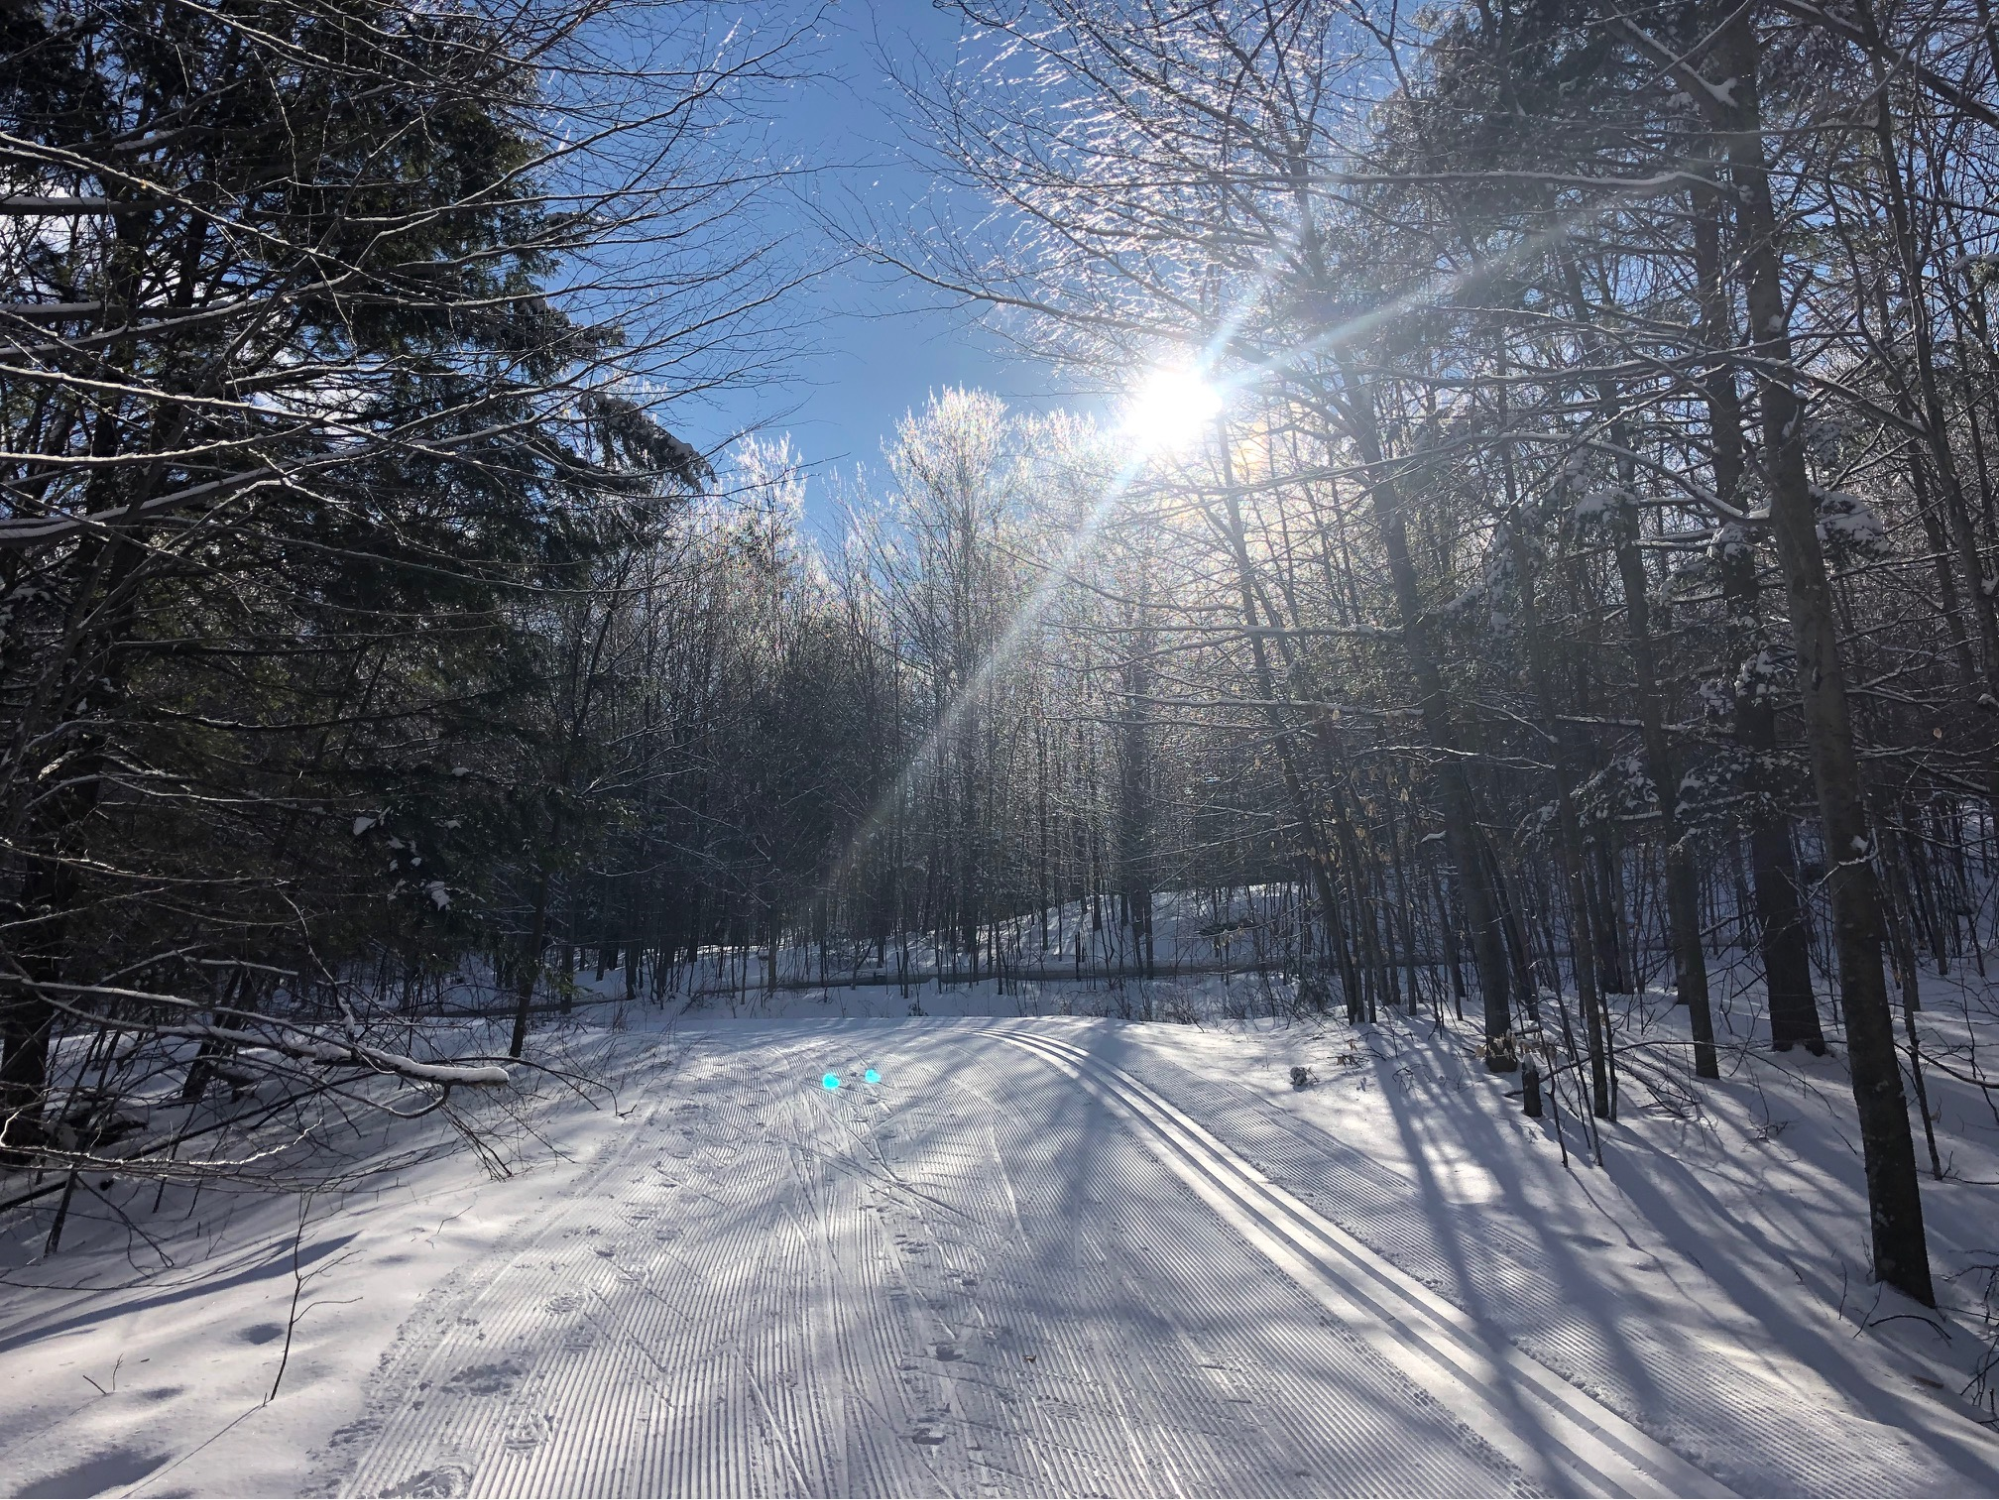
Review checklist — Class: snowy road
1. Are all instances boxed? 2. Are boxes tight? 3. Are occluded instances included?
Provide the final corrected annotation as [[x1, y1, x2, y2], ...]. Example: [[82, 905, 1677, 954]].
[[313, 1021, 1993, 1498]]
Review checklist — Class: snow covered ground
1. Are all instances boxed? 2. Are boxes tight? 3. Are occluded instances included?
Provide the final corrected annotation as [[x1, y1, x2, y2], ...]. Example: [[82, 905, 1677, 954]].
[[4, 980, 1999, 1496]]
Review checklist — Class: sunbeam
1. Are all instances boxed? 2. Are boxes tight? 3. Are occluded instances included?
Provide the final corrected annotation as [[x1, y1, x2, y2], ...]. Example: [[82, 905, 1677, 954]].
[[819, 435, 1160, 922]]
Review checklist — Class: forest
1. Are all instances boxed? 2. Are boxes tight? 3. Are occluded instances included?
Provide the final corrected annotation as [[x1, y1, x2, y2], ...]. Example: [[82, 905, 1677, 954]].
[[6, 0, 1999, 1343]]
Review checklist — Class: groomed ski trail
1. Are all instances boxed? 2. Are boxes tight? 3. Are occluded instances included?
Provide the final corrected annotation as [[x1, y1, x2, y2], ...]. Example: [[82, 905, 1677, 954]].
[[317, 1020, 1999, 1498]]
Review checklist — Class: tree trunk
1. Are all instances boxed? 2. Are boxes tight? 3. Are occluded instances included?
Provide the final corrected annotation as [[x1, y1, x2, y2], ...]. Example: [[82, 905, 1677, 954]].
[[508, 863, 553, 1060], [1508, 518, 1613, 1116], [1694, 171, 1827, 1057], [1328, 366, 1515, 1066], [1212, 441, 1359, 1020], [1713, 8, 1932, 1303], [1613, 514, 1719, 1078]]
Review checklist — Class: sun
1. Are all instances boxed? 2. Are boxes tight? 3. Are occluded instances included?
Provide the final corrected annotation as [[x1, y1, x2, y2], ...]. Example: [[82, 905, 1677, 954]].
[[1119, 360, 1223, 457]]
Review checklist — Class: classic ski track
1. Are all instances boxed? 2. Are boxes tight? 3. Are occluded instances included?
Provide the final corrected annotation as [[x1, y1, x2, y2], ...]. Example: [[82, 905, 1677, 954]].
[[1075, 1025, 1999, 1496], [992, 1028, 1731, 1500], [911, 1029, 1517, 1498], [333, 1024, 1537, 1497]]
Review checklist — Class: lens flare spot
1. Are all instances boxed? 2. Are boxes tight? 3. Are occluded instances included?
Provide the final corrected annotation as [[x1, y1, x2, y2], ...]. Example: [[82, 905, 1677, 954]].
[[1120, 360, 1223, 457], [822, 1073, 841, 1090], [864, 1068, 881, 1084]]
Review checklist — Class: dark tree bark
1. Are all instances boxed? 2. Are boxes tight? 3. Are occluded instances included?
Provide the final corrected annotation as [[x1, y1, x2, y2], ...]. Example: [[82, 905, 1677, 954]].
[[1710, 7, 1933, 1304]]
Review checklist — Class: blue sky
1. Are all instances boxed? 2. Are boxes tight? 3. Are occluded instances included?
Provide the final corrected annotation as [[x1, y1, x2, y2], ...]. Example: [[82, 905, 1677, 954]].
[[684, 2, 1098, 521]]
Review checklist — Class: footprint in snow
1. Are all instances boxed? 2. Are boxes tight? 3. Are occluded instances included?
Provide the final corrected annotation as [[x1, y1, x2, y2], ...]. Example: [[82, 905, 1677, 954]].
[[382, 1463, 473, 1498], [503, 1409, 555, 1451], [328, 1418, 383, 1449], [442, 1361, 523, 1397]]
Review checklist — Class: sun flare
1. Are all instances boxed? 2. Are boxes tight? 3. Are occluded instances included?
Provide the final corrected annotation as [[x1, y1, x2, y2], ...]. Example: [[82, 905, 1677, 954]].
[[1120, 361, 1223, 456]]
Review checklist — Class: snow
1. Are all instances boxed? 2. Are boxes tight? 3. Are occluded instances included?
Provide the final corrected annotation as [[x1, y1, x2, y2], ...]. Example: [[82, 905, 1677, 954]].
[[1813, 486, 1894, 563], [4, 963, 1999, 1496], [1735, 645, 1788, 702], [1570, 486, 1633, 525]]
